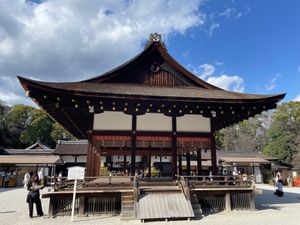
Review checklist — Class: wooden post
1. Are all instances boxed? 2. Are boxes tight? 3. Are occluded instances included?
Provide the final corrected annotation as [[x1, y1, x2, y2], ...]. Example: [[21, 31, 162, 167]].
[[225, 192, 231, 211], [249, 191, 255, 210], [131, 114, 137, 176], [85, 142, 93, 176], [148, 156, 151, 178], [172, 116, 177, 179], [123, 155, 127, 174], [178, 154, 182, 175], [79, 196, 85, 215], [197, 149, 202, 175], [95, 151, 100, 176], [48, 197, 54, 217], [210, 119, 218, 175], [186, 152, 191, 176]]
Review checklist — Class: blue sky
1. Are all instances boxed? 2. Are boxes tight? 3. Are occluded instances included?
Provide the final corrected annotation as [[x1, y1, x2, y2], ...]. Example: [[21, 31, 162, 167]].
[[168, 0, 300, 101], [0, 0, 299, 105]]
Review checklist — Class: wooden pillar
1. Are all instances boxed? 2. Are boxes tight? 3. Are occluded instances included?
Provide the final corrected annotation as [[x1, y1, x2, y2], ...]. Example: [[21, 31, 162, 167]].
[[95, 150, 100, 176], [210, 119, 218, 175], [86, 142, 94, 176], [123, 155, 127, 174], [197, 149, 202, 175], [178, 154, 182, 175], [148, 156, 151, 177], [131, 114, 137, 176], [186, 152, 191, 176], [93, 147, 97, 176], [172, 116, 177, 178]]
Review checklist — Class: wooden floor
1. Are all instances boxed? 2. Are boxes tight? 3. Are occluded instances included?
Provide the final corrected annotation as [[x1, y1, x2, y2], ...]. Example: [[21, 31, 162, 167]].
[[136, 192, 194, 221]]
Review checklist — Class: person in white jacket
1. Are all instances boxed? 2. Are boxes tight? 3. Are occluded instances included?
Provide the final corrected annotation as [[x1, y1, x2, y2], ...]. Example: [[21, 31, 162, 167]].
[[23, 171, 31, 188], [38, 169, 44, 185]]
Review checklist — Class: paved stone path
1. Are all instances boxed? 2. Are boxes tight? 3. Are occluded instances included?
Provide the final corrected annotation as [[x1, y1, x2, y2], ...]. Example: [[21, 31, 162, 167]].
[[1, 184, 300, 225]]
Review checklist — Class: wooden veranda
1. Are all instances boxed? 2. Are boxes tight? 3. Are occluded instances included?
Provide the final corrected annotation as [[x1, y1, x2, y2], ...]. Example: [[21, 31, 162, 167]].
[[43, 174, 256, 221]]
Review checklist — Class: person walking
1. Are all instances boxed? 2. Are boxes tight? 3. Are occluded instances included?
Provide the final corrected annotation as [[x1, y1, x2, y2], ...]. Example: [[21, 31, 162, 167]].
[[26, 172, 44, 218]]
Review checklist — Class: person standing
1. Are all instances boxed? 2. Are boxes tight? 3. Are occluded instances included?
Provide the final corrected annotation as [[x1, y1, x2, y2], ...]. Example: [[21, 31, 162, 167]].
[[23, 171, 31, 188], [38, 169, 44, 185], [26, 172, 44, 218], [4, 172, 10, 188]]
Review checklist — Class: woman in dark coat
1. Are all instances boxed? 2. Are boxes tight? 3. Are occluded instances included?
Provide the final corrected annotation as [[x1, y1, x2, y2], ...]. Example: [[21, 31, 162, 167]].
[[26, 172, 44, 218]]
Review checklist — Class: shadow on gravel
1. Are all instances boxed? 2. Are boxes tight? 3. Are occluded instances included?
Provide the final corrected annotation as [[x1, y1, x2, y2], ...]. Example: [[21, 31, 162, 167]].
[[255, 188, 300, 210], [0, 211, 16, 214], [0, 187, 22, 193]]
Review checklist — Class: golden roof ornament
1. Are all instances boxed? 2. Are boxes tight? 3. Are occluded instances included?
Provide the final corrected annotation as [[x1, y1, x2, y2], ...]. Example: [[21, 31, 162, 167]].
[[144, 33, 166, 49]]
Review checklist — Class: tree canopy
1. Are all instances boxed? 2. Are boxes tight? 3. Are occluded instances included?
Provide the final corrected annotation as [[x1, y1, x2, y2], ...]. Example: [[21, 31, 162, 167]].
[[263, 102, 300, 165], [0, 104, 74, 149]]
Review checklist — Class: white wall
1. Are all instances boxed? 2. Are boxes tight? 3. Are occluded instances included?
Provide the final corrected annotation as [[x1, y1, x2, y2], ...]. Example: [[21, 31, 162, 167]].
[[62, 155, 76, 163], [93, 112, 132, 130], [177, 115, 211, 132], [77, 156, 86, 163], [137, 113, 172, 131]]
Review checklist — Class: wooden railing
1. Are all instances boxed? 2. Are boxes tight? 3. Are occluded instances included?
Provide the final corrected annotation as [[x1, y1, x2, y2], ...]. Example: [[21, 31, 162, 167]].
[[47, 176, 135, 191], [177, 175, 255, 189]]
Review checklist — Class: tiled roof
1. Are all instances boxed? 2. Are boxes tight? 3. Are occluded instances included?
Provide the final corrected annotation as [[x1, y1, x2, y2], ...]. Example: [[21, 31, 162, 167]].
[[23, 79, 283, 102], [53, 140, 88, 155], [0, 155, 62, 164]]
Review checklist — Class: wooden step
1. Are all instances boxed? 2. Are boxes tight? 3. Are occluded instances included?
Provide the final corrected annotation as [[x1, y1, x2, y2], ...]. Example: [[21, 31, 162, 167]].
[[122, 195, 134, 201], [122, 192, 134, 197], [122, 205, 134, 211]]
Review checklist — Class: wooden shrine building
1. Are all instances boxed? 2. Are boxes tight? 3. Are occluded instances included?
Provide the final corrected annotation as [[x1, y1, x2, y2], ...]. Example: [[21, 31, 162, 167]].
[[18, 34, 285, 178]]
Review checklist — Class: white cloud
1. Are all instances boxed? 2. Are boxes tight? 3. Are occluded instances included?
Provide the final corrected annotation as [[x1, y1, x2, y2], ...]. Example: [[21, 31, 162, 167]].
[[214, 60, 224, 66], [208, 23, 220, 37], [219, 8, 236, 18], [265, 74, 281, 91], [207, 75, 244, 92], [198, 63, 215, 79], [292, 94, 300, 102], [0, 0, 205, 105], [191, 63, 244, 92]]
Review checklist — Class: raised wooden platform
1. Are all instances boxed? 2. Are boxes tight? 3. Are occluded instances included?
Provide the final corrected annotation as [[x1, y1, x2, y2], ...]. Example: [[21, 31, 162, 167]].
[[42, 175, 256, 220]]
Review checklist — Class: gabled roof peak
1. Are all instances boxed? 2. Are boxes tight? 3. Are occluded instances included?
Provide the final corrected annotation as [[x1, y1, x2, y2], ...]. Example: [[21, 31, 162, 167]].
[[144, 33, 166, 50]]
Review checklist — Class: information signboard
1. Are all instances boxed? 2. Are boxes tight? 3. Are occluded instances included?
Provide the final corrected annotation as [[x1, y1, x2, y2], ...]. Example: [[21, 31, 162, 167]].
[[67, 166, 85, 180]]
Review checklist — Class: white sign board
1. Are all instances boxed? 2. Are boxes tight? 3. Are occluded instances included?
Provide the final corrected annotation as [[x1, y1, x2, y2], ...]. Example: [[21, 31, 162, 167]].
[[67, 166, 85, 222], [67, 166, 85, 180]]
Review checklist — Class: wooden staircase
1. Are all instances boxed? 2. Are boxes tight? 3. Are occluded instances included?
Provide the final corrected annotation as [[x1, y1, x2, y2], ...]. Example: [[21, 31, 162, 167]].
[[121, 191, 135, 221], [191, 193, 202, 218]]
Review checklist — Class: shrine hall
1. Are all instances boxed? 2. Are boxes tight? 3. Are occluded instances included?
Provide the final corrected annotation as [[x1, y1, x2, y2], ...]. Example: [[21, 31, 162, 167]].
[[18, 34, 284, 179]]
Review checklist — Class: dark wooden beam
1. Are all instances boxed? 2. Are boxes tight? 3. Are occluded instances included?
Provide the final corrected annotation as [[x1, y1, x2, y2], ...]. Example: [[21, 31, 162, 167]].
[[178, 155, 182, 175], [197, 149, 202, 175], [210, 119, 217, 175], [186, 152, 191, 176], [172, 116, 177, 178], [131, 114, 137, 176]]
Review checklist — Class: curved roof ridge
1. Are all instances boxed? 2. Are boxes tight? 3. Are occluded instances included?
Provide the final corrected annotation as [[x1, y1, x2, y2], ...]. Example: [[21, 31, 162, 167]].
[[80, 41, 222, 90]]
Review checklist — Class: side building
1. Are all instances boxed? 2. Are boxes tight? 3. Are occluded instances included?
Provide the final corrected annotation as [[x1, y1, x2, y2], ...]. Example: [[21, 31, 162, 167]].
[[0, 141, 61, 187], [53, 140, 87, 176]]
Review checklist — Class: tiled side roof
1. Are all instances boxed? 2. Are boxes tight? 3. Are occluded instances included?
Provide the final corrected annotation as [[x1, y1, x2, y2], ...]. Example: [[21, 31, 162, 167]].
[[3, 149, 54, 155], [53, 140, 88, 155]]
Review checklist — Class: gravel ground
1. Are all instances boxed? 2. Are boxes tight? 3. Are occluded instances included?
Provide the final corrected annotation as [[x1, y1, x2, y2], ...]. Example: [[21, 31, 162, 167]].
[[1, 184, 300, 225]]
